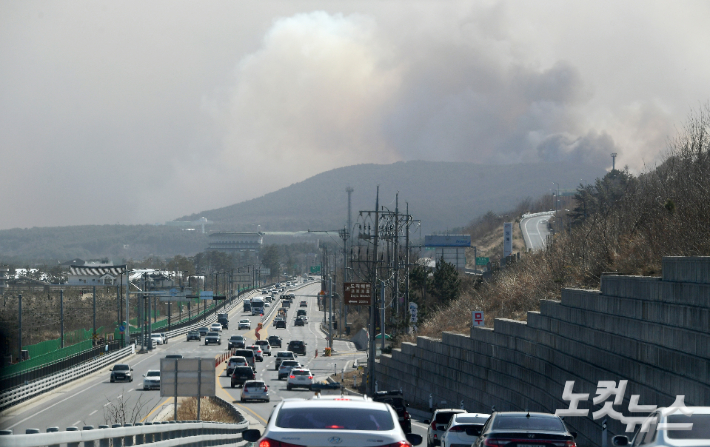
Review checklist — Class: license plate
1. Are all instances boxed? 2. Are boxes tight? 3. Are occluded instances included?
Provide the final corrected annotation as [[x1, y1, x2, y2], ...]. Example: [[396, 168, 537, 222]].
[[521, 444, 547, 447]]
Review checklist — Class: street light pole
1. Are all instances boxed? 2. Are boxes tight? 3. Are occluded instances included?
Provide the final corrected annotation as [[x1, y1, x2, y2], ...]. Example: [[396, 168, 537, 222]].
[[367, 186, 380, 397]]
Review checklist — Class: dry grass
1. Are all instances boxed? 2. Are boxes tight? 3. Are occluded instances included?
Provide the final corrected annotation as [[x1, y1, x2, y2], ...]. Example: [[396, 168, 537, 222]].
[[176, 397, 238, 423]]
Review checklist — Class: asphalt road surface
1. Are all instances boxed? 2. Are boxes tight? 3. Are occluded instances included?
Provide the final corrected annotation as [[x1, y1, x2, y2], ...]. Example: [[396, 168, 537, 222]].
[[0, 281, 368, 434], [520, 213, 553, 251]]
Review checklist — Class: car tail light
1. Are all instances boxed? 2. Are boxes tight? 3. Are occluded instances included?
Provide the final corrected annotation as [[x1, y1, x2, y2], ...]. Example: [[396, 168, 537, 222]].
[[308, 376, 313, 379], [448, 425, 464, 432], [430, 420, 437, 431], [258, 438, 304, 447], [264, 386, 268, 392], [378, 441, 412, 447], [483, 439, 510, 447]]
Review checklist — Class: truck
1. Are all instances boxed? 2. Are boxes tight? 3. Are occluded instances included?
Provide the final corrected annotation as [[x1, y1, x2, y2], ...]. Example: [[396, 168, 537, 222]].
[[243, 298, 251, 312], [251, 297, 265, 316]]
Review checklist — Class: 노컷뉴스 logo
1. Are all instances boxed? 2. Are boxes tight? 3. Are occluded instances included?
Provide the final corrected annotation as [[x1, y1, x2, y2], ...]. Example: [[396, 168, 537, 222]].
[[555, 380, 694, 432]]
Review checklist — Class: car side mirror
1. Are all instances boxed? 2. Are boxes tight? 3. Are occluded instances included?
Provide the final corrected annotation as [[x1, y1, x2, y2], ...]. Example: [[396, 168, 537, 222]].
[[406, 434, 423, 446], [131, 368, 134, 371], [143, 374, 146, 377], [109, 368, 113, 371], [465, 427, 483, 437], [242, 429, 261, 442], [612, 436, 629, 446]]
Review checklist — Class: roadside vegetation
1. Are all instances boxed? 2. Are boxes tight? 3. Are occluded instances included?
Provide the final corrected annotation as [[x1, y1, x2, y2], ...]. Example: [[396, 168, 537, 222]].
[[406, 105, 710, 340]]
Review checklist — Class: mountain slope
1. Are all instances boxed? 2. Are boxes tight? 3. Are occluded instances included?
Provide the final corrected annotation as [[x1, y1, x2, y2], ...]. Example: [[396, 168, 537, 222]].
[[179, 160, 606, 234]]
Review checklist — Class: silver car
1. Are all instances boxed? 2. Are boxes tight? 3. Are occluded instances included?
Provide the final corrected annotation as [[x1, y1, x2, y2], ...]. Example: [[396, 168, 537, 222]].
[[142, 370, 161, 390], [427, 409, 466, 447], [278, 360, 301, 380], [255, 340, 271, 356], [240, 380, 270, 402], [441, 413, 490, 447], [286, 368, 314, 390], [613, 406, 710, 447]]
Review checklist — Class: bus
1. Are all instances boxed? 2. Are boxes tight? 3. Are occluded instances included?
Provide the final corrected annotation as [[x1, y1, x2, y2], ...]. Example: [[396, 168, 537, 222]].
[[251, 297, 265, 316]]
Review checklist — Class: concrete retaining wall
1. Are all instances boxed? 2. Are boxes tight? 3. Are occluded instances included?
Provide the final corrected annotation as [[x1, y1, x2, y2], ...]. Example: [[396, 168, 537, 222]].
[[376, 256, 710, 447]]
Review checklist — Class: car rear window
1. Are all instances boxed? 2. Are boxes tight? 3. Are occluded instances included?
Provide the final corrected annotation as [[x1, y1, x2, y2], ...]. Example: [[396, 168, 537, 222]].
[[276, 408, 395, 430], [245, 381, 265, 389], [492, 415, 565, 431], [292, 370, 310, 375], [234, 367, 253, 374], [236, 350, 254, 357], [378, 397, 406, 410], [666, 414, 710, 439], [436, 411, 462, 423], [282, 361, 299, 367], [277, 352, 293, 357], [456, 416, 489, 424]]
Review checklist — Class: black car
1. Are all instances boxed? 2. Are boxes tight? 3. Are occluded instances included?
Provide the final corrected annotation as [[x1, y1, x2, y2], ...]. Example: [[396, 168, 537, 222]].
[[472, 412, 577, 447], [373, 390, 412, 433], [110, 364, 133, 383], [228, 335, 246, 349], [268, 335, 282, 348], [230, 366, 255, 388], [287, 340, 307, 355], [197, 327, 209, 336], [274, 318, 286, 329], [294, 317, 305, 326], [187, 330, 201, 341]]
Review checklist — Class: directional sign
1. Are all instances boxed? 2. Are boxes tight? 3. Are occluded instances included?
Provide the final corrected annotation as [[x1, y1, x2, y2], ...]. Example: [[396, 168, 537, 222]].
[[344, 282, 372, 305], [475, 257, 490, 266], [310, 265, 321, 274], [472, 311, 485, 327], [160, 292, 190, 302], [199, 291, 214, 300], [409, 302, 418, 323], [212, 295, 226, 301]]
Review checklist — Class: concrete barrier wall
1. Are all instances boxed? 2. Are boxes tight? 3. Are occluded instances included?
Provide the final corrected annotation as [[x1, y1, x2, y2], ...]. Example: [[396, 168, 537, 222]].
[[376, 257, 710, 447]]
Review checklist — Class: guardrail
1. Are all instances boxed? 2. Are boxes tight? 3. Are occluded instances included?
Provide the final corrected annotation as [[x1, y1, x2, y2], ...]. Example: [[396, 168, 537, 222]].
[[0, 420, 249, 447], [0, 344, 134, 411]]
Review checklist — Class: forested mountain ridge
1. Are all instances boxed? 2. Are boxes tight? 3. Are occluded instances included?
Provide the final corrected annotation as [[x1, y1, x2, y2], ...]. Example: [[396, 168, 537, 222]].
[[178, 160, 606, 233]]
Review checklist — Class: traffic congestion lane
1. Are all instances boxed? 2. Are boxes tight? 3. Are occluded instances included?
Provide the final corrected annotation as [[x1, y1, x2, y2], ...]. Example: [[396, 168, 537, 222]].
[[219, 283, 366, 423]]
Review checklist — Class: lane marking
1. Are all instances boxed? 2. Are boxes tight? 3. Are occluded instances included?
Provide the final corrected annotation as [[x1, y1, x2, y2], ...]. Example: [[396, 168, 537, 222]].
[[140, 397, 171, 422], [89, 410, 97, 416], [72, 420, 81, 427], [215, 361, 267, 424], [104, 402, 111, 407]]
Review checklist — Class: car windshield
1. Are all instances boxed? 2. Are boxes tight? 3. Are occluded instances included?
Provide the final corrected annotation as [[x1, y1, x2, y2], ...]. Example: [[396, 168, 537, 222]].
[[207, 332, 218, 336], [114, 365, 129, 371], [146, 371, 160, 377], [240, 320, 249, 323], [666, 414, 710, 439], [492, 415, 565, 431], [199, 327, 208, 331], [275, 407, 395, 431], [230, 336, 242, 340]]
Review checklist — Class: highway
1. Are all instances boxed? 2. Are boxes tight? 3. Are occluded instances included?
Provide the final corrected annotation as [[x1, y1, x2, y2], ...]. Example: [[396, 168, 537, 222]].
[[0, 281, 369, 434], [520, 212, 553, 251]]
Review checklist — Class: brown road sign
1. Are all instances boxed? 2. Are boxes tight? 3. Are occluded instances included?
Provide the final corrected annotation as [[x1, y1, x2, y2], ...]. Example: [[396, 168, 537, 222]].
[[344, 282, 372, 305]]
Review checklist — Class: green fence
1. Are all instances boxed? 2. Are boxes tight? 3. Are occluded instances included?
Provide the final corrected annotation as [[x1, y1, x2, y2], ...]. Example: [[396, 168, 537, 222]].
[[1, 339, 93, 378]]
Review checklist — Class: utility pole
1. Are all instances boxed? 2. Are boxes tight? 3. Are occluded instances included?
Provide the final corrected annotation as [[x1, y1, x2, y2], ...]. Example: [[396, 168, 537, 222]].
[[18, 294, 22, 362], [93, 286, 97, 343], [405, 202, 410, 331], [60, 289, 64, 349], [367, 186, 380, 397], [125, 268, 130, 347], [328, 276, 333, 350], [394, 193, 400, 321], [611, 152, 617, 171]]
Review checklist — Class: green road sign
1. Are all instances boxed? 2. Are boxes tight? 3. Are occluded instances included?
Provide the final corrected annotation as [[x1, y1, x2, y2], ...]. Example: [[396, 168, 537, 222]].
[[475, 257, 490, 266], [310, 265, 321, 273]]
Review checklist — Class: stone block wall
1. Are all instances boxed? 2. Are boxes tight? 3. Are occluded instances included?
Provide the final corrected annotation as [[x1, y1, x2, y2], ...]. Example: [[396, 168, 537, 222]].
[[376, 257, 710, 447]]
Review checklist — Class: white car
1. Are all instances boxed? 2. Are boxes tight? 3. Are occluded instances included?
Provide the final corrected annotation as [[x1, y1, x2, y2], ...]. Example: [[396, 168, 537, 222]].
[[441, 413, 490, 447], [613, 406, 710, 447], [286, 368, 314, 390], [143, 370, 160, 390], [241, 395, 423, 446], [240, 380, 270, 402], [150, 333, 163, 345], [255, 340, 271, 356], [210, 323, 222, 332], [238, 319, 251, 330]]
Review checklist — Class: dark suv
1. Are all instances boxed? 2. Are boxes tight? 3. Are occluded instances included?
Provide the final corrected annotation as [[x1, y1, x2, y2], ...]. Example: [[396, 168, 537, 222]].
[[373, 390, 412, 433], [228, 335, 246, 349], [287, 340, 307, 355], [268, 335, 282, 348], [230, 366, 255, 388], [110, 364, 133, 383]]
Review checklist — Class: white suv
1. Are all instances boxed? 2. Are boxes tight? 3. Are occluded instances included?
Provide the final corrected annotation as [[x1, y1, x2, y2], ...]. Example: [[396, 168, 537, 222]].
[[255, 340, 271, 356], [241, 396, 423, 446], [286, 368, 314, 390]]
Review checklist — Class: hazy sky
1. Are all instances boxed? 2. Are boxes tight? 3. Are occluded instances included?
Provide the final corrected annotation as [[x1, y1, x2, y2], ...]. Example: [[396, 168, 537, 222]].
[[1, 1, 708, 229]]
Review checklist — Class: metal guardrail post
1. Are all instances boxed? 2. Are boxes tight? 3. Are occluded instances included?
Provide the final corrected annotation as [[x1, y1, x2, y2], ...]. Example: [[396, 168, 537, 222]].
[[134, 423, 144, 445], [47, 427, 59, 447], [142, 422, 152, 444], [123, 423, 133, 447], [25, 429, 40, 434], [98, 426, 110, 447], [83, 425, 95, 447], [66, 426, 80, 447], [111, 424, 123, 447]]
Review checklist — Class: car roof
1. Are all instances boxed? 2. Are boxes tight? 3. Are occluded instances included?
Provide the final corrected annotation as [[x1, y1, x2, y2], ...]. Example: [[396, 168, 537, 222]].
[[453, 413, 490, 422]]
